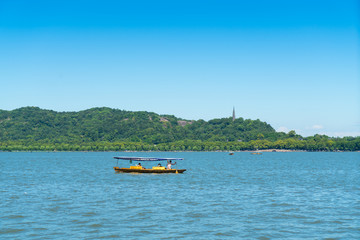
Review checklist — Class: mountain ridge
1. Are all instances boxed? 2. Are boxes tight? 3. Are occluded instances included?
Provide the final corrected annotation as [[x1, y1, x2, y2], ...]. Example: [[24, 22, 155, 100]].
[[0, 107, 359, 151], [0, 106, 281, 143]]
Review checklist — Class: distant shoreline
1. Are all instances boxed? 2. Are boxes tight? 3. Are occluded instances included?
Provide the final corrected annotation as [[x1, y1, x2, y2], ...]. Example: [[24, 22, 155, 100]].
[[1, 150, 358, 153]]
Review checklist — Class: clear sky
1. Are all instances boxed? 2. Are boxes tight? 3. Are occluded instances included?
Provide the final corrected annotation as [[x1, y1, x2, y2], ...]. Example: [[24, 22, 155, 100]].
[[0, 0, 359, 137]]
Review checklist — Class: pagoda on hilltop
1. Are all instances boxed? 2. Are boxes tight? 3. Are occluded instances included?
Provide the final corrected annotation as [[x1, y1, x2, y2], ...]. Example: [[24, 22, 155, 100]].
[[232, 107, 235, 121]]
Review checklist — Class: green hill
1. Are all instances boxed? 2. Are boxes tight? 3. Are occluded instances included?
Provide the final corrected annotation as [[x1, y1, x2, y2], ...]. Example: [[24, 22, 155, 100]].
[[0, 106, 278, 143], [0, 107, 358, 151]]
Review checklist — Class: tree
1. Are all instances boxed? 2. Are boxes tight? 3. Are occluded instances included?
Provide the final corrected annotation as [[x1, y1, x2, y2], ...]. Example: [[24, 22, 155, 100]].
[[288, 130, 296, 138]]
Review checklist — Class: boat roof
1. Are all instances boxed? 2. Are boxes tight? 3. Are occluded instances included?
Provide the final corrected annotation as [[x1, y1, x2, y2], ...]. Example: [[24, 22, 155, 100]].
[[114, 157, 184, 161]]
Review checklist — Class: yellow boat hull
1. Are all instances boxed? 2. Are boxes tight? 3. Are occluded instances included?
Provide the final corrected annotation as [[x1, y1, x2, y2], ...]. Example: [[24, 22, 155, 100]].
[[114, 167, 186, 173]]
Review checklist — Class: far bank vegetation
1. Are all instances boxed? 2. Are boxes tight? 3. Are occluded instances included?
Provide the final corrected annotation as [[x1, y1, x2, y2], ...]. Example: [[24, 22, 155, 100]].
[[0, 107, 358, 152]]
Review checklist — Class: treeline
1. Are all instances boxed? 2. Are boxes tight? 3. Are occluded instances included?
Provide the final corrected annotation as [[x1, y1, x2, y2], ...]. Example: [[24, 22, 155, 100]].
[[1, 137, 359, 152], [0, 107, 359, 151]]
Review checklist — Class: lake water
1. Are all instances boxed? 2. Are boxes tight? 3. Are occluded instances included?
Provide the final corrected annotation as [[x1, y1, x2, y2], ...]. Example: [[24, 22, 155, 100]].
[[1, 152, 359, 239]]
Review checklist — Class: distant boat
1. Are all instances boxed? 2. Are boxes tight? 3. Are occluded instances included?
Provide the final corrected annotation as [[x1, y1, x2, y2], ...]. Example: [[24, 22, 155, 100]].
[[113, 157, 186, 174], [251, 150, 262, 155], [229, 152, 234, 155]]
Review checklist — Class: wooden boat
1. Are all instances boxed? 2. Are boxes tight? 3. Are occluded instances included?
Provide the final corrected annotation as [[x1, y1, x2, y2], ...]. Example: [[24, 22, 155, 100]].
[[113, 166, 186, 173], [113, 157, 186, 174]]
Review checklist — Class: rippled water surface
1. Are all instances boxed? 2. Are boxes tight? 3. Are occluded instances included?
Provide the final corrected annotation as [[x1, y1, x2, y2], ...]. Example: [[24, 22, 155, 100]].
[[1, 152, 360, 239]]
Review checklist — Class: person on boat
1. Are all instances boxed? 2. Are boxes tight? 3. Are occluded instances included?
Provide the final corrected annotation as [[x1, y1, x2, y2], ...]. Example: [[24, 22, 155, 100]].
[[137, 163, 145, 169], [167, 160, 176, 169], [157, 163, 162, 167]]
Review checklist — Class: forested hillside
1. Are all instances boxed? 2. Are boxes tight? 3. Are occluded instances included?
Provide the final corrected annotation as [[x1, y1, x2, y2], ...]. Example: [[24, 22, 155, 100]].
[[0, 107, 278, 143], [0, 107, 359, 151]]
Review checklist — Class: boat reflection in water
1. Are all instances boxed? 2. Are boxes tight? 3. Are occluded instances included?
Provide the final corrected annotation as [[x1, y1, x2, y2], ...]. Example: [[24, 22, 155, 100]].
[[113, 157, 186, 174]]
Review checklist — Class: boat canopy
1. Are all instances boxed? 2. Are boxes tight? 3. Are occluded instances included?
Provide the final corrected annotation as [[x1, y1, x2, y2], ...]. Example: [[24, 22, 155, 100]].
[[114, 157, 184, 161]]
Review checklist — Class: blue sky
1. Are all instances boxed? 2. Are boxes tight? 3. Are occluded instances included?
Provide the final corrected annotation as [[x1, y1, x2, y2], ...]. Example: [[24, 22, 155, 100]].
[[0, 0, 359, 137]]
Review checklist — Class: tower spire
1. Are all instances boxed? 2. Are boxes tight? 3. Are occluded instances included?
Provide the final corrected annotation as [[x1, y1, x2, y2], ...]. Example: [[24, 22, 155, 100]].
[[232, 107, 235, 121]]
